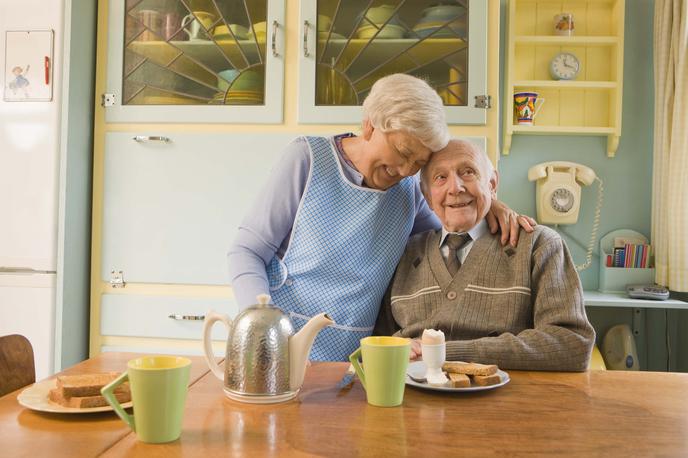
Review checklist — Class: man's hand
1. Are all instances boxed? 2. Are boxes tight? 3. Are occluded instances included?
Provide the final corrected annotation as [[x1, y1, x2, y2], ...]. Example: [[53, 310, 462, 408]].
[[410, 339, 422, 361], [487, 198, 537, 247]]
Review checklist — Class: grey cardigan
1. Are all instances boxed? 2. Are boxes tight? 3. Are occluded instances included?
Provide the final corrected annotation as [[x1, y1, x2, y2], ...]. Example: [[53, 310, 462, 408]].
[[374, 225, 595, 371]]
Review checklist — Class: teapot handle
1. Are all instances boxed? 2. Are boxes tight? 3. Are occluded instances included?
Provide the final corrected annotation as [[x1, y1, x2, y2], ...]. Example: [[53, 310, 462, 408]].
[[203, 311, 232, 381]]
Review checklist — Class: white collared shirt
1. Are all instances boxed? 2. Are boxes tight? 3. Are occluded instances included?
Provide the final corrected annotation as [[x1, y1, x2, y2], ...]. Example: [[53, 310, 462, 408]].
[[439, 219, 489, 265]]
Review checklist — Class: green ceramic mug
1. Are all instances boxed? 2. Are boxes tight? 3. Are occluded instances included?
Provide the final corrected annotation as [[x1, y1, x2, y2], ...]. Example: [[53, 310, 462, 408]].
[[101, 355, 191, 443], [349, 336, 410, 407]]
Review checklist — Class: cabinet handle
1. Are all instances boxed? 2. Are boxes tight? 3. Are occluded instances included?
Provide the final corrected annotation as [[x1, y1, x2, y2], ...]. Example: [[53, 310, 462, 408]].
[[168, 314, 205, 321], [303, 20, 310, 57], [133, 135, 171, 143], [272, 20, 279, 57]]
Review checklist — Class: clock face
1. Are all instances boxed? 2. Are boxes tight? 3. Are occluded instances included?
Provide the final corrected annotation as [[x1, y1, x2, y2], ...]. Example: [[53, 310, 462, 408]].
[[550, 52, 580, 80]]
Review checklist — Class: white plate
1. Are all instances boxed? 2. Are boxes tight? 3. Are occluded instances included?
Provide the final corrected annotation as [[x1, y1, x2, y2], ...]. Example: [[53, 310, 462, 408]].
[[406, 361, 510, 392], [17, 379, 132, 414]]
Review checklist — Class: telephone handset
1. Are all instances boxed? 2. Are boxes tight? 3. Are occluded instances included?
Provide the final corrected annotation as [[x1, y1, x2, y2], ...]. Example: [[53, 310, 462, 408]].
[[527, 161, 596, 224], [528, 161, 603, 271]]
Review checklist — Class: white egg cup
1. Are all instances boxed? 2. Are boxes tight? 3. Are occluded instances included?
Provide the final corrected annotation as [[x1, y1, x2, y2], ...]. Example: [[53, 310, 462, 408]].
[[422, 342, 448, 385]]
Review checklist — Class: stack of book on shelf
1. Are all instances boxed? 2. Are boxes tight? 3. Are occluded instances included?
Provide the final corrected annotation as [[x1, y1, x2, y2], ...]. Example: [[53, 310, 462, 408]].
[[607, 238, 652, 268], [599, 229, 655, 293]]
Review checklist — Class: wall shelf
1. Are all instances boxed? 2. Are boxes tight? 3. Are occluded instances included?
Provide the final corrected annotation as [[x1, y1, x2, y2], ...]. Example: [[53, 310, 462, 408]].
[[515, 35, 619, 45], [503, 0, 625, 157], [514, 80, 617, 88], [584, 291, 688, 310]]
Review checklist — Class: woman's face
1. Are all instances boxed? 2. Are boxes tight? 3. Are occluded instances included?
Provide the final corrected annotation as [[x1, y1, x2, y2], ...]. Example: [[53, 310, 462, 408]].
[[359, 126, 432, 190]]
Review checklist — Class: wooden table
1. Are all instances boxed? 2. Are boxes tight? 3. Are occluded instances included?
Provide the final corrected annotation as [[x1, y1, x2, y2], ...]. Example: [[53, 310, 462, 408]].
[[2, 353, 687, 457]]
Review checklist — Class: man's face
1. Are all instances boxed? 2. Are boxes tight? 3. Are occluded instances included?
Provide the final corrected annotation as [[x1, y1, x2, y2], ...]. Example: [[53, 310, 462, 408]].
[[358, 124, 432, 190], [423, 142, 497, 232]]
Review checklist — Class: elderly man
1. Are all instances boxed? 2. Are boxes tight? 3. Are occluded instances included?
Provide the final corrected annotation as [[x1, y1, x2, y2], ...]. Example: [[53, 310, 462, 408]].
[[374, 139, 595, 371]]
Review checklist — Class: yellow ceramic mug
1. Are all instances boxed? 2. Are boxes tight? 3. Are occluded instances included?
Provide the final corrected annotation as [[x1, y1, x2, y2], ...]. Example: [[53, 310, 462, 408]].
[[349, 336, 410, 407], [514, 91, 545, 125], [102, 355, 191, 443]]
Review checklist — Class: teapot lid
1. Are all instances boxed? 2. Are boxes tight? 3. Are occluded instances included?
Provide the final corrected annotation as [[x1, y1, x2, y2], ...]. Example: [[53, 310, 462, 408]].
[[255, 293, 271, 307]]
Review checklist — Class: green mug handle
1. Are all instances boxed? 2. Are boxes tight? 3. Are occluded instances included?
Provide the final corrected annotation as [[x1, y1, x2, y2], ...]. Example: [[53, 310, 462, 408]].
[[101, 372, 135, 432], [348, 347, 366, 391]]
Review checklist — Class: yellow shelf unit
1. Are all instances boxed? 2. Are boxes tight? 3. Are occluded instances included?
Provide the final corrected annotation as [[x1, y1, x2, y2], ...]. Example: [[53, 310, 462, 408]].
[[503, 0, 625, 157]]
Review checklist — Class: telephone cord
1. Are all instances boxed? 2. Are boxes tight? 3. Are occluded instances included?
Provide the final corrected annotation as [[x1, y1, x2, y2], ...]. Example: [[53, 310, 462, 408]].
[[575, 176, 603, 271]]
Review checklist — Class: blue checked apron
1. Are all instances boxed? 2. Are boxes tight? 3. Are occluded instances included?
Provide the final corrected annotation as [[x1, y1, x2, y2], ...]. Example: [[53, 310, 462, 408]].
[[266, 136, 416, 361]]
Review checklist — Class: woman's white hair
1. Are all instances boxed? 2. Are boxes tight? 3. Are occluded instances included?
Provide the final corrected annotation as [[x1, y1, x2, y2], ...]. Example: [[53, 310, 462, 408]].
[[362, 73, 450, 152]]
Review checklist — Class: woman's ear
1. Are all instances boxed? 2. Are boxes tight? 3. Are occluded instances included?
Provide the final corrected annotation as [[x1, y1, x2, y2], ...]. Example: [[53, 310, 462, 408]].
[[362, 118, 374, 141]]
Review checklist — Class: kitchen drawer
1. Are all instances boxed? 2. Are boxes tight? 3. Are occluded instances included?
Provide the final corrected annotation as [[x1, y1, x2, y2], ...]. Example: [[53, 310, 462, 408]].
[[101, 294, 236, 340]]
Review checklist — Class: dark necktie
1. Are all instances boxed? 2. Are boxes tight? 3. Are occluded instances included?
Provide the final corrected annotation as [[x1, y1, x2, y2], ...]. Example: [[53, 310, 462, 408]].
[[444, 233, 471, 276]]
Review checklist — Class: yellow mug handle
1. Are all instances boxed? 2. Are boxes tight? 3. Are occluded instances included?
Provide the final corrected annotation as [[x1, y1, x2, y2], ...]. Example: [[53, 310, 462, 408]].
[[348, 347, 366, 391], [101, 372, 135, 432], [534, 97, 546, 119]]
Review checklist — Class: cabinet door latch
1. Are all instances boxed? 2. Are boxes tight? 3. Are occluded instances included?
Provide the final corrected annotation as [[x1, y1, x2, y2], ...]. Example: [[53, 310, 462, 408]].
[[110, 270, 126, 288], [474, 95, 492, 109], [101, 93, 115, 107]]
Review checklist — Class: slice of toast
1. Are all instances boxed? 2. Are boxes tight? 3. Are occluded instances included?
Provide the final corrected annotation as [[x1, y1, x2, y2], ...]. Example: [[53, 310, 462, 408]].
[[48, 387, 131, 408], [447, 372, 471, 388], [471, 373, 502, 386], [442, 361, 498, 376], [56, 372, 128, 397]]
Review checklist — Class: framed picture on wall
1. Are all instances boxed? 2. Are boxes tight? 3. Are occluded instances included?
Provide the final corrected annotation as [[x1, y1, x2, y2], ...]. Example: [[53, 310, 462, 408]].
[[3, 30, 54, 102]]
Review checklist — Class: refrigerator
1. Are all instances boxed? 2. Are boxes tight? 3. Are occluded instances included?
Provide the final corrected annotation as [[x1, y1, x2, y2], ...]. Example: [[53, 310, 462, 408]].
[[0, 0, 94, 381], [0, 0, 64, 381]]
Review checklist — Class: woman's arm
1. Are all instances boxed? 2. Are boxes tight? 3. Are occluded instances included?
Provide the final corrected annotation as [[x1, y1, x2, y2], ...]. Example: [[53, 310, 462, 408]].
[[486, 198, 537, 247], [227, 138, 310, 308]]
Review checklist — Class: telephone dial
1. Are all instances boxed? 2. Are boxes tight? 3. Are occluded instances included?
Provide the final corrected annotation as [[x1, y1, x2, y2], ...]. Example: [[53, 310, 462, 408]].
[[528, 161, 603, 271], [527, 161, 596, 224]]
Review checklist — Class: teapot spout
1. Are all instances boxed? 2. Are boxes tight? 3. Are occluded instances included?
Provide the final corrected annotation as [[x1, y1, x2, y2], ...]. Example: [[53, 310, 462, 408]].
[[289, 313, 334, 391]]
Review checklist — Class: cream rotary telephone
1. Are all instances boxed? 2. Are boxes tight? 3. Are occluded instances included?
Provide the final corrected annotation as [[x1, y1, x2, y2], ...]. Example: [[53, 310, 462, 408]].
[[528, 161, 603, 271]]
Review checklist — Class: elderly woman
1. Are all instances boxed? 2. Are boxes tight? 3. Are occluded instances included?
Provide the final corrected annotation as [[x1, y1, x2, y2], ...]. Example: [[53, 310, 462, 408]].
[[228, 74, 534, 361]]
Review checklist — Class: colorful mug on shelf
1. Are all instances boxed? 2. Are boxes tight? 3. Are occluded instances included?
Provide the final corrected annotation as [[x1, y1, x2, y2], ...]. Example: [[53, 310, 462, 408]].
[[554, 13, 574, 36], [181, 11, 217, 40], [513, 92, 545, 125]]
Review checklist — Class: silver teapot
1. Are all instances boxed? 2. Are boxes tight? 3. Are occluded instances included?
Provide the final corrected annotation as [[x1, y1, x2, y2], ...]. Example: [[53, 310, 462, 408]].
[[202, 294, 333, 403]]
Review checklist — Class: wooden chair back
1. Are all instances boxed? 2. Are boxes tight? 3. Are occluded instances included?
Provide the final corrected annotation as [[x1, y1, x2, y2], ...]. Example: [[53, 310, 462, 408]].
[[0, 334, 36, 396]]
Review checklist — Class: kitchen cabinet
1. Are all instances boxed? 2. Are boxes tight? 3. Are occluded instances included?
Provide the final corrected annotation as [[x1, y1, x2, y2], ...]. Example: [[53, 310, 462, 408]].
[[502, 0, 625, 156], [298, 0, 489, 124], [91, 0, 501, 356], [104, 0, 285, 123]]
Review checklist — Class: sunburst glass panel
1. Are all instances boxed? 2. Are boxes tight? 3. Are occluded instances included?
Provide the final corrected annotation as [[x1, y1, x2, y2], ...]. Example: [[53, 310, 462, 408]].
[[315, 0, 469, 107], [123, 0, 267, 105]]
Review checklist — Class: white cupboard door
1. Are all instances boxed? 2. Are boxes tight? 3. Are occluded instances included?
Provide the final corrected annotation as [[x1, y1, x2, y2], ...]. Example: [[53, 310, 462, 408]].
[[298, 0, 487, 125], [104, 0, 285, 123], [100, 131, 294, 286]]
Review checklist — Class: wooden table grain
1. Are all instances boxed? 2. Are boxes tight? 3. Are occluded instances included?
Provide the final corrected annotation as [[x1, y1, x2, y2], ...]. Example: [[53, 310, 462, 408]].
[[0, 352, 209, 457], [102, 361, 688, 457], [2, 354, 688, 457]]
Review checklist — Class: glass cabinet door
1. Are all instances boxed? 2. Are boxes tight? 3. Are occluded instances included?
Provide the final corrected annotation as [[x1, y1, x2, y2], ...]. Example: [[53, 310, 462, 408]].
[[105, 0, 285, 123], [298, 0, 487, 124]]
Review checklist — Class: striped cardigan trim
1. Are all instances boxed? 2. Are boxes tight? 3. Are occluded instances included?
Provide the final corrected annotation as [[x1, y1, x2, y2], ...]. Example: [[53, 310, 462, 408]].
[[464, 284, 532, 296], [390, 286, 442, 305]]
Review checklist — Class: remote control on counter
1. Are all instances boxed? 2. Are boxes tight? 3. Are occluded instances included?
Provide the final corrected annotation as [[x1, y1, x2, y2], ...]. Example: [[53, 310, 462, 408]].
[[626, 284, 670, 301]]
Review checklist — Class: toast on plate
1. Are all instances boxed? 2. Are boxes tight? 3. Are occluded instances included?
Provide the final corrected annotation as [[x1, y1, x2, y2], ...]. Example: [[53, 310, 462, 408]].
[[447, 372, 471, 388], [56, 372, 128, 397], [48, 387, 130, 408], [442, 361, 498, 377]]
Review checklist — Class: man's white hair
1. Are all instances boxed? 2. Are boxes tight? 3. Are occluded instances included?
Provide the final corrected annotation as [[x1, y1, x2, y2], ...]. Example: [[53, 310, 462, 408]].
[[362, 73, 450, 152], [419, 139, 495, 199]]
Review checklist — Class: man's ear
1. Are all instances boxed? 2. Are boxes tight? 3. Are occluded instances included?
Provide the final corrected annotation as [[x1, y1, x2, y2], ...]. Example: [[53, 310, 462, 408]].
[[489, 170, 499, 196], [362, 118, 374, 141]]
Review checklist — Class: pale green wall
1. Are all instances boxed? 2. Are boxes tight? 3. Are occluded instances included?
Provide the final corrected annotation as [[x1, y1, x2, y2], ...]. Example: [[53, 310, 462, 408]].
[[498, 0, 685, 371], [56, 0, 96, 369]]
